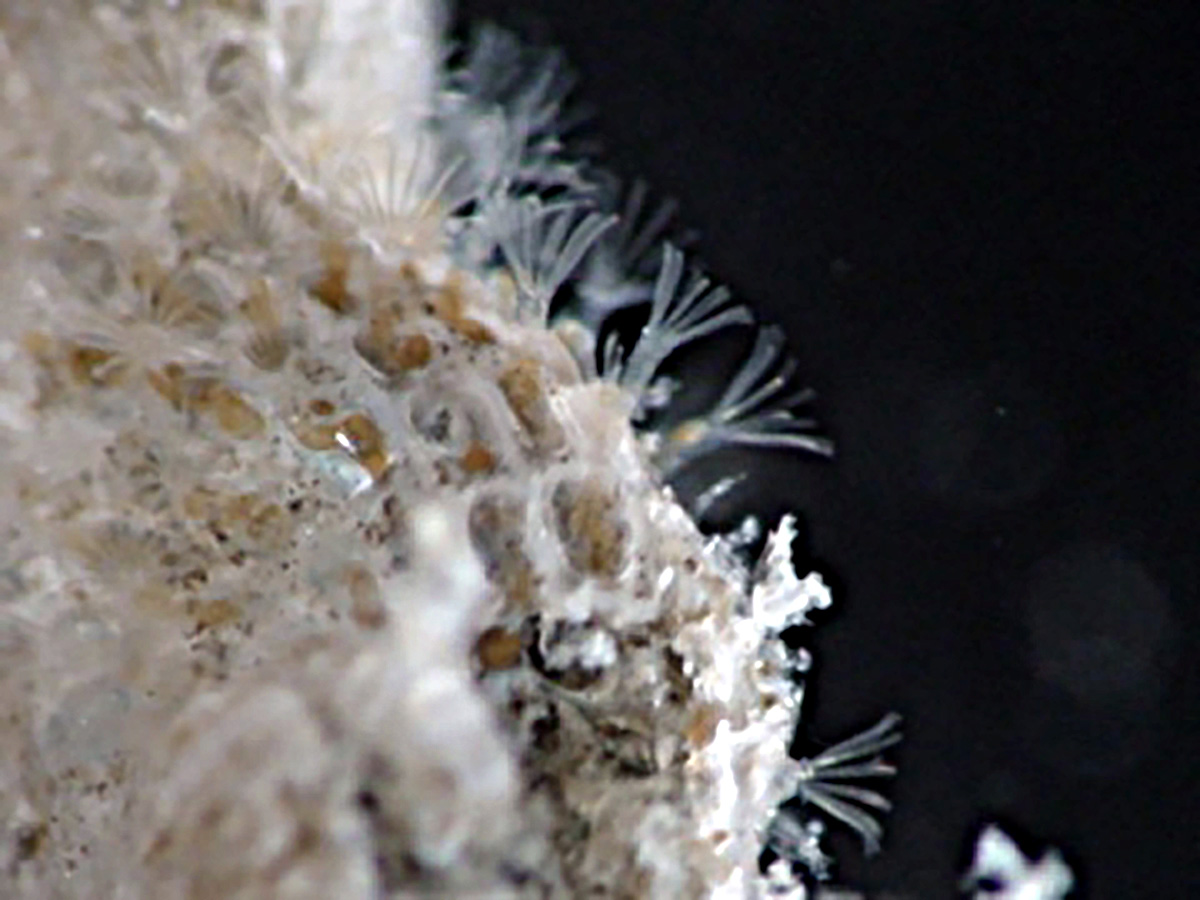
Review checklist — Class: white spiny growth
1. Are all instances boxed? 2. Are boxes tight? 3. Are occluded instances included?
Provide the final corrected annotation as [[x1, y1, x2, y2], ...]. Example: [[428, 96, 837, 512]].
[[789, 713, 903, 857], [451, 23, 579, 142], [690, 472, 750, 521], [658, 324, 834, 475], [171, 149, 293, 264], [604, 242, 754, 418], [333, 133, 468, 259], [439, 24, 591, 199], [550, 177, 693, 382], [104, 11, 200, 137], [574, 177, 690, 324], [491, 194, 617, 322]]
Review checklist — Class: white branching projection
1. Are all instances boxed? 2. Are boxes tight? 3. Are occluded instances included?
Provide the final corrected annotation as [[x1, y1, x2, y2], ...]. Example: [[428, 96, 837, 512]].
[[0, 3, 1073, 898]]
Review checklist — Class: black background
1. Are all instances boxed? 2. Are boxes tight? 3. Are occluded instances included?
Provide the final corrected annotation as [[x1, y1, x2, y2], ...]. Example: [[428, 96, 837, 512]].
[[454, 2, 1199, 897]]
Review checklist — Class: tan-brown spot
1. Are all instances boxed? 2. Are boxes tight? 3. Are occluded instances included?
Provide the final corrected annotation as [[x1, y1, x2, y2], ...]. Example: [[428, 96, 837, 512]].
[[353, 274, 438, 378], [133, 252, 226, 336], [182, 485, 221, 520], [147, 366, 264, 438], [146, 363, 187, 409], [22, 331, 67, 408], [553, 479, 629, 578], [14, 821, 49, 861], [309, 239, 357, 315], [394, 332, 433, 369], [447, 316, 495, 344], [458, 440, 496, 475], [334, 413, 390, 481], [241, 279, 289, 370], [476, 626, 523, 671], [469, 494, 538, 610], [204, 383, 266, 439], [344, 563, 387, 631], [65, 342, 127, 387], [190, 598, 240, 632], [291, 420, 340, 452], [355, 321, 433, 376], [684, 703, 720, 749], [498, 359, 564, 454], [431, 278, 495, 344]]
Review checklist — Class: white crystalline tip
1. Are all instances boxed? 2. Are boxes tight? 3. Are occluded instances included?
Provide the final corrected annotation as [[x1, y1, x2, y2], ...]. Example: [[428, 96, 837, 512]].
[[752, 514, 833, 631]]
